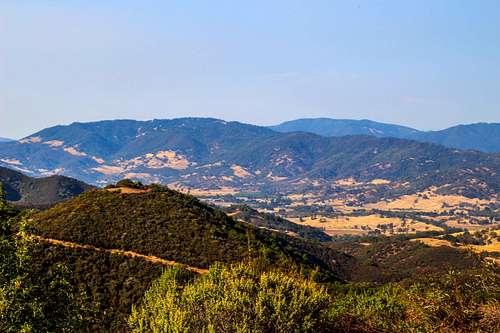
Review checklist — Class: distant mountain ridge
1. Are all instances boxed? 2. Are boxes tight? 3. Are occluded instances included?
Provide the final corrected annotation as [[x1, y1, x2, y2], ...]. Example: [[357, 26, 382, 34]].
[[270, 118, 500, 153], [270, 118, 419, 139], [0, 137, 13, 143], [0, 166, 93, 207], [0, 118, 499, 199]]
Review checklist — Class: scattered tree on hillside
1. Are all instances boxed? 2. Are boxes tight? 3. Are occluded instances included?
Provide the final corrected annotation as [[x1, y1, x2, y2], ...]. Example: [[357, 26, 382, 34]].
[[0, 183, 91, 332]]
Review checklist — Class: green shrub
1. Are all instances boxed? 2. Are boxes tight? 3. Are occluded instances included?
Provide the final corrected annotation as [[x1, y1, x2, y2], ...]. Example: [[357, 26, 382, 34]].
[[327, 284, 415, 332], [407, 266, 500, 332], [129, 262, 334, 333], [116, 179, 145, 189], [129, 259, 500, 333]]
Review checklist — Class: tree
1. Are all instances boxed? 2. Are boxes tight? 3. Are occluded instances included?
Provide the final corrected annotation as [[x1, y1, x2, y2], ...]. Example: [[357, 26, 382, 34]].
[[0, 183, 90, 332]]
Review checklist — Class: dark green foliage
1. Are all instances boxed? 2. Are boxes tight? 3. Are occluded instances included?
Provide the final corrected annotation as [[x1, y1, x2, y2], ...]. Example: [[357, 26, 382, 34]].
[[224, 204, 332, 242], [130, 261, 500, 332], [30, 241, 165, 332], [332, 240, 483, 283], [0, 181, 497, 331], [32, 187, 350, 279], [0, 186, 90, 332], [115, 179, 145, 189]]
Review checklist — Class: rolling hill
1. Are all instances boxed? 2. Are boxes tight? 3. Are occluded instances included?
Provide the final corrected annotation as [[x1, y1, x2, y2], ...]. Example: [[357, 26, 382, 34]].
[[0, 118, 499, 199], [271, 118, 500, 153], [32, 184, 350, 277], [0, 166, 93, 207], [25, 182, 487, 330], [222, 204, 333, 242]]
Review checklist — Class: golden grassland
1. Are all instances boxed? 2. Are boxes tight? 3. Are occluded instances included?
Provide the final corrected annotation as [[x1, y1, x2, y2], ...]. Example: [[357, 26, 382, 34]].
[[444, 219, 497, 231], [167, 180, 498, 237], [414, 230, 500, 261], [414, 238, 500, 255], [412, 238, 454, 248], [231, 164, 252, 178], [365, 188, 494, 212], [290, 214, 442, 236]]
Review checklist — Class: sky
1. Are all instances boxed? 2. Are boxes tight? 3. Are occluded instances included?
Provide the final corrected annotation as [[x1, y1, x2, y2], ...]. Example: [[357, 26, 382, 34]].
[[1, 1, 499, 138]]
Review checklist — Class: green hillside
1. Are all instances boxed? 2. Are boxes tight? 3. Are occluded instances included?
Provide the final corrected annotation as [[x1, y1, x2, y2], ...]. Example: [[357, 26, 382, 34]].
[[30, 241, 165, 332], [0, 182, 497, 332], [0, 166, 93, 208], [32, 184, 350, 279], [223, 204, 333, 242]]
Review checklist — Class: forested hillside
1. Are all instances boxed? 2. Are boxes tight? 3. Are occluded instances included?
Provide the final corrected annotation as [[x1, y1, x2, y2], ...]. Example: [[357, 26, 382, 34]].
[[0, 182, 498, 331], [32, 183, 350, 278], [0, 118, 499, 199]]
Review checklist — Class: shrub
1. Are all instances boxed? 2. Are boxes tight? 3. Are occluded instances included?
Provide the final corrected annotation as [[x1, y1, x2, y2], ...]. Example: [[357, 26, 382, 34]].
[[407, 266, 500, 332], [129, 262, 334, 332], [115, 179, 145, 189], [327, 284, 417, 332]]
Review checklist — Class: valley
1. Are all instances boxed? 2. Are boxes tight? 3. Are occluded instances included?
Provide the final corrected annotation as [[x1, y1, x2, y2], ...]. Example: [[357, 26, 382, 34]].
[[1, 119, 498, 263], [3, 1, 500, 330], [183, 177, 499, 244], [0, 118, 499, 332]]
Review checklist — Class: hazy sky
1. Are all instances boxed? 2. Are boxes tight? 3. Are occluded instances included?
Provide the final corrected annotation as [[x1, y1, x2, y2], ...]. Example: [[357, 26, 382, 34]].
[[1, 1, 499, 138]]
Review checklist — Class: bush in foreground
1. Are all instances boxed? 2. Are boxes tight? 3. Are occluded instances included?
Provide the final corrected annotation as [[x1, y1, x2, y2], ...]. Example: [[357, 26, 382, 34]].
[[129, 262, 334, 332], [129, 260, 500, 333]]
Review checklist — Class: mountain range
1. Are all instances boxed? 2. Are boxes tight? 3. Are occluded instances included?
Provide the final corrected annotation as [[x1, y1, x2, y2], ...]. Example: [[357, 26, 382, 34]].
[[0, 137, 13, 143], [0, 118, 499, 199], [270, 118, 500, 153]]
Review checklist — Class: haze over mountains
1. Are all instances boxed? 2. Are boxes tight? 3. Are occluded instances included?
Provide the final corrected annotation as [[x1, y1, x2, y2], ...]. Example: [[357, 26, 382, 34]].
[[271, 118, 500, 153], [0, 118, 499, 200]]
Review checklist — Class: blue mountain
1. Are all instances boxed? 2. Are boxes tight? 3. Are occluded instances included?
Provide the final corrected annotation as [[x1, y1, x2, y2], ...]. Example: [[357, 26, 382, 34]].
[[270, 119, 500, 153]]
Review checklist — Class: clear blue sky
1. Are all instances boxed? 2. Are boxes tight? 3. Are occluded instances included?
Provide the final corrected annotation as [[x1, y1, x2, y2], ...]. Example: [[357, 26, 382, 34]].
[[1, 0, 499, 138]]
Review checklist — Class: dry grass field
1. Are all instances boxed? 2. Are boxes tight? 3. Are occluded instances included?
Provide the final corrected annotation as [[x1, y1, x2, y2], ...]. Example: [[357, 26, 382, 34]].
[[290, 214, 442, 236], [414, 230, 500, 262], [365, 187, 494, 212]]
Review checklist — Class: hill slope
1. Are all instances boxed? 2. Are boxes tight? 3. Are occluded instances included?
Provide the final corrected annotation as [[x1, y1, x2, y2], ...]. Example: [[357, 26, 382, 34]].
[[25, 184, 488, 331], [223, 205, 333, 242], [0, 166, 93, 207], [32, 185, 351, 279], [271, 118, 500, 153]]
